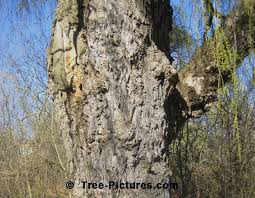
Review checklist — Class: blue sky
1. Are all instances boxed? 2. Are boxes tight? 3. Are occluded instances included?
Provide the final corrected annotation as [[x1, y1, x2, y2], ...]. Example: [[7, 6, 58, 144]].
[[0, 1, 56, 131]]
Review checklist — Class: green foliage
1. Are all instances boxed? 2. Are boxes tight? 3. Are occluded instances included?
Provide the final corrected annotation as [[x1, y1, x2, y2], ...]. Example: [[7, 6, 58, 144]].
[[170, 87, 255, 198], [169, 2, 255, 195], [214, 28, 235, 72]]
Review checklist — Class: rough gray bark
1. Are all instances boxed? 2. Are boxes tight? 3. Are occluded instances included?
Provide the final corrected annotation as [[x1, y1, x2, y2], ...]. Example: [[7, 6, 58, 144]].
[[47, 0, 254, 197]]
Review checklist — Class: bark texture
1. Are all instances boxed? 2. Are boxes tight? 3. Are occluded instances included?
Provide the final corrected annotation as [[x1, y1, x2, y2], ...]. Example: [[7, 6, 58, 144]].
[[48, 0, 177, 197], [47, 0, 255, 197]]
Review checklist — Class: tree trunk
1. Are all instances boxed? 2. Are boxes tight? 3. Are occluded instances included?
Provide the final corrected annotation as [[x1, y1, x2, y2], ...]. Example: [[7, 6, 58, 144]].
[[47, 0, 255, 197], [48, 0, 180, 197]]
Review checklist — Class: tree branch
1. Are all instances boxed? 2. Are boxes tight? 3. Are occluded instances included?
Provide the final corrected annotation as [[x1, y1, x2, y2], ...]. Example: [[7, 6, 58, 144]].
[[175, 0, 255, 118]]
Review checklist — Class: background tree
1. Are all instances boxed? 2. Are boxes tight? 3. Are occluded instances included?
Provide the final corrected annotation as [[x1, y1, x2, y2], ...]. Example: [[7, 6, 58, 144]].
[[169, 85, 255, 198], [0, 1, 69, 197]]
